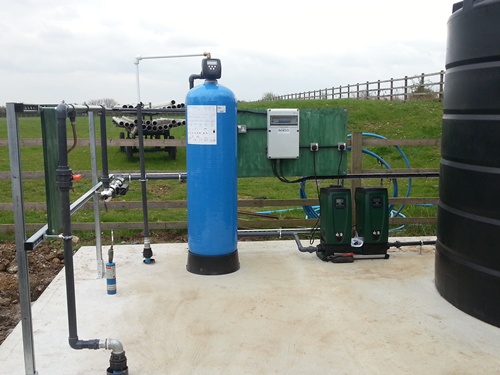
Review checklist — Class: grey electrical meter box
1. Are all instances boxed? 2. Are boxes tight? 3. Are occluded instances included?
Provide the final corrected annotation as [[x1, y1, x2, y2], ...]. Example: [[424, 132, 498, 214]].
[[267, 108, 300, 159]]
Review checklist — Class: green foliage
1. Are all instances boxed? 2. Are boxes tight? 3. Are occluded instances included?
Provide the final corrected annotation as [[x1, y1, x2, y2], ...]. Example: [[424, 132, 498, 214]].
[[86, 98, 118, 107], [261, 92, 275, 101]]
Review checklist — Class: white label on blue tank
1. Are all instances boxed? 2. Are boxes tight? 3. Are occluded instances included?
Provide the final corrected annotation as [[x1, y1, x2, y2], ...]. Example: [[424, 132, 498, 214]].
[[187, 105, 217, 145]]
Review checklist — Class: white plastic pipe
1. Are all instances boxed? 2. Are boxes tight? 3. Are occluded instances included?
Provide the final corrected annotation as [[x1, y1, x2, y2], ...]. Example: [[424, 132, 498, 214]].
[[134, 52, 211, 103]]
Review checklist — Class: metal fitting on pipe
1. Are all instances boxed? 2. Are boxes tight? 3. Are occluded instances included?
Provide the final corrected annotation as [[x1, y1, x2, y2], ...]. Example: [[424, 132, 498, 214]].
[[129, 125, 138, 138], [100, 338, 124, 353], [100, 176, 129, 202], [143, 236, 154, 264], [101, 339, 128, 375]]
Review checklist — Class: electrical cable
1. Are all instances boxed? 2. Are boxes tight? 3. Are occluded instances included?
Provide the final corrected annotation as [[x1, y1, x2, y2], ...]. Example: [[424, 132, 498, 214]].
[[271, 159, 312, 184], [309, 151, 321, 244], [337, 148, 344, 186], [67, 121, 78, 154]]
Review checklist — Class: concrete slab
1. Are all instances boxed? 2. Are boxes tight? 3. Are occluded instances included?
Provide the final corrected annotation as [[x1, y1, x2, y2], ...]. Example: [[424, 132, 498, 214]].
[[1, 239, 500, 375]]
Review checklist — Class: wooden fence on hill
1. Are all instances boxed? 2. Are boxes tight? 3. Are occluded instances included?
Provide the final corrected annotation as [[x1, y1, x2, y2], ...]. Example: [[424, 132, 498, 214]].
[[0, 133, 440, 233], [270, 71, 445, 102]]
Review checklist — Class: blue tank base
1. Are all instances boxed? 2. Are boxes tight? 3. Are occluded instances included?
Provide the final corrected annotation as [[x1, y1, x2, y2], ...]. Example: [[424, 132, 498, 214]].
[[186, 250, 240, 275]]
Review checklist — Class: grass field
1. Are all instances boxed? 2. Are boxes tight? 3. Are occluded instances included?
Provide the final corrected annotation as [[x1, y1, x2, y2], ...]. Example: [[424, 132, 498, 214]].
[[0, 99, 442, 242]]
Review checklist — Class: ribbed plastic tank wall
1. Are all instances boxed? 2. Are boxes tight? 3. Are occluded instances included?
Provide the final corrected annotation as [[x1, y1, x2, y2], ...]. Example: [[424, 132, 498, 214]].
[[185, 80, 239, 275], [435, 0, 500, 328]]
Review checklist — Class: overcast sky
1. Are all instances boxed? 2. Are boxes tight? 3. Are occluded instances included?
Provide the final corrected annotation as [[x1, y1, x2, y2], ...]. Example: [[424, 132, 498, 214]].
[[1, 0, 457, 106]]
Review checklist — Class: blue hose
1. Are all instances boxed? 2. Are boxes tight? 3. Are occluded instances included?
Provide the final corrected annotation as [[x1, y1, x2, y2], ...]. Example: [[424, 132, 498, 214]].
[[350, 132, 413, 217]]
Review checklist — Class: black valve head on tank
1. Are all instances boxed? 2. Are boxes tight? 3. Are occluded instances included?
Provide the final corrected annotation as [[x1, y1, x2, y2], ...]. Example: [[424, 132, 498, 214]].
[[189, 58, 222, 89]]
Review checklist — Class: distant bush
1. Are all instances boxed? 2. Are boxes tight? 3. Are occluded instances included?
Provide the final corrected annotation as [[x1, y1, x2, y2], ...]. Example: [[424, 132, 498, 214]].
[[261, 92, 275, 101], [86, 98, 118, 107], [409, 78, 439, 101]]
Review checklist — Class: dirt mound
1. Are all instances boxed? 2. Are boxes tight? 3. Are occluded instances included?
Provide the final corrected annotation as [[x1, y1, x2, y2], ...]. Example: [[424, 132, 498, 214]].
[[0, 241, 65, 344]]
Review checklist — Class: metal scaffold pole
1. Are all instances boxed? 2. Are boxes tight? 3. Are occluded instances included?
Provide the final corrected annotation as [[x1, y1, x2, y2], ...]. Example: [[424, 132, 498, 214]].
[[7, 102, 38, 375]]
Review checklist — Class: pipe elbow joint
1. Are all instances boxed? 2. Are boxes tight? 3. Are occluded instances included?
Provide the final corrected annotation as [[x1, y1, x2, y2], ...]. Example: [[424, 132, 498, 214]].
[[56, 101, 67, 119], [100, 338, 124, 353], [189, 74, 203, 89]]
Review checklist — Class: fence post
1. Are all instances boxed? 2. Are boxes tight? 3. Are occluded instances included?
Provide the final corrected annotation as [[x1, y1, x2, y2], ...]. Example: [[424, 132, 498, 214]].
[[357, 83, 360, 99], [348, 84, 351, 99], [419, 73, 425, 97], [390, 78, 394, 101], [377, 80, 381, 100], [366, 81, 369, 100], [439, 70, 445, 101], [404, 76, 409, 102]]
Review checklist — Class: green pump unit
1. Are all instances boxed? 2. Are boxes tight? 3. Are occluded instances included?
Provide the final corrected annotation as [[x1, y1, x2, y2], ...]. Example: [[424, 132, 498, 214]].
[[317, 185, 352, 259], [355, 187, 389, 256]]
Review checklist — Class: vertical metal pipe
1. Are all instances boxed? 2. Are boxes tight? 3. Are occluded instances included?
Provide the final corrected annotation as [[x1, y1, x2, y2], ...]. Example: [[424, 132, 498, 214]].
[[135, 59, 141, 103], [7, 103, 38, 375], [88, 111, 104, 279], [100, 108, 110, 189], [135, 105, 153, 262], [55, 102, 80, 345]]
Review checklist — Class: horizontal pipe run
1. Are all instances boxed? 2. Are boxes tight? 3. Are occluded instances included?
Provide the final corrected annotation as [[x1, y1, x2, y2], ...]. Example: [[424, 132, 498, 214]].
[[329, 172, 439, 179], [135, 52, 208, 63], [238, 228, 315, 237], [237, 229, 318, 253], [69, 337, 100, 350], [388, 240, 436, 248], [45, 104, 186, 115], [116, 172, 187, 181], [112, 170, 436, 184], [113, 108, 186, 115]]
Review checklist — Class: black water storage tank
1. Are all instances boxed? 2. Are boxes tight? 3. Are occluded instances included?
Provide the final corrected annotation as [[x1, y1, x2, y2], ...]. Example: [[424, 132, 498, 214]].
[[436, 0, 500, 328]]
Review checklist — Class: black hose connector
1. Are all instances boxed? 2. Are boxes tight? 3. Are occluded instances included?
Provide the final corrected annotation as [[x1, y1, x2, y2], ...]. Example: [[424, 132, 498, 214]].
[[107, 351, 128, 375], [143, 247, 155, 264], [143, 247, 153, 258]]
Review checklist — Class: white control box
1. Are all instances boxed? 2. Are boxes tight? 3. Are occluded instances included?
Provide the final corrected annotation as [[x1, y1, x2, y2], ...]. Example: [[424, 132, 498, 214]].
[[267, 108, 300, 159]]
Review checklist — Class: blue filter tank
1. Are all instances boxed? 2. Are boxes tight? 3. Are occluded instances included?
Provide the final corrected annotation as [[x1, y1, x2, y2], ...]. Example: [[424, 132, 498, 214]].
[[185, 78, 239, 275]]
